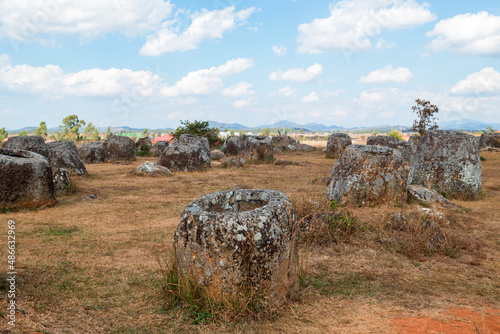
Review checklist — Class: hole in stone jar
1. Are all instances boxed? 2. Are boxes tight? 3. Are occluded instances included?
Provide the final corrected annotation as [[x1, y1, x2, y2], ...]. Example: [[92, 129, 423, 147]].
[[207, 199, 266, 213]]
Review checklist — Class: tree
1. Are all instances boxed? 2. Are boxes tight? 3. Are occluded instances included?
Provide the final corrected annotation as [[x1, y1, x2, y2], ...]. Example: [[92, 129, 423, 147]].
[[35, 121, 48, 139], [19, 130, 27, 136], [106, 127, 113, 140], [411, 99, 439, 136], [230, 129, 235, 136], [0, 127, 8, 142], [83, 122, 100, 141], [388, 129, 403, 141], [59, 114, 86, 140], [142, 128, 148, 137], [486, 125, 495, 134]]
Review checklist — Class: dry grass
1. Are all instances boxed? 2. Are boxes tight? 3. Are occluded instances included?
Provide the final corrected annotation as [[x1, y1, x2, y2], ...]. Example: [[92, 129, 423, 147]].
[[0, 150, 499, 333]]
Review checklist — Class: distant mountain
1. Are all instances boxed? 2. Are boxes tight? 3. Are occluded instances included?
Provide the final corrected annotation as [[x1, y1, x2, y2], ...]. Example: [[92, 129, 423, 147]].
[[253, 120, 343, 131], [208, 121, 247, 130], [439, 119, 500, 131]]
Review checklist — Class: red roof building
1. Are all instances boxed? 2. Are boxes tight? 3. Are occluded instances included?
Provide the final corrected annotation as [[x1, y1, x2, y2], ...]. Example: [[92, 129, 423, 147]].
[[152, 134, 174, 144]]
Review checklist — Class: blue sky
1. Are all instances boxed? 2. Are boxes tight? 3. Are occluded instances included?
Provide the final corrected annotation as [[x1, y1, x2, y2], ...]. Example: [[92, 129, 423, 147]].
[[1, 0, 500, 130]]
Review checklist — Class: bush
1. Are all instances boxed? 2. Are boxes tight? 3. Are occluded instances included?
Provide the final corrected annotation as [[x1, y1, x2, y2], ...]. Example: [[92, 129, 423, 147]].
[[388, 130, 403, 141]]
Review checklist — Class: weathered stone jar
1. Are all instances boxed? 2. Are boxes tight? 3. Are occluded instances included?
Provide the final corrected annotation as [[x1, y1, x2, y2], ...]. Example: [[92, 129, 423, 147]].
[[174, 189, 299, 304], [0, 148, 55, 209]]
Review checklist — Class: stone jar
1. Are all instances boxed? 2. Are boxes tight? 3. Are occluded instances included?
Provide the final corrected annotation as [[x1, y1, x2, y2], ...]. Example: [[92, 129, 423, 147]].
[[174, 189, 299, 304]]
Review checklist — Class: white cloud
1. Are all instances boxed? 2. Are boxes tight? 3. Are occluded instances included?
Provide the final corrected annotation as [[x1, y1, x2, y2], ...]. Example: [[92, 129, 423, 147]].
[[0, 54, 161, 97], [140, 6, 257, 55], [297, 0, 436, 54], [427, 12, 500, 56], [221, 82, 255, 97], [161, 58, 255, 97], [375, 38, 396, 49], [0, 0, 173, 41], [272, 45, 287, 56], [278, 86, 296, 97], [269, 63, 322, 82], [301, 91, 320, 103], [360, 65, 414, 83], [450, 67, 500, 96], [233, 99, 252, 108]]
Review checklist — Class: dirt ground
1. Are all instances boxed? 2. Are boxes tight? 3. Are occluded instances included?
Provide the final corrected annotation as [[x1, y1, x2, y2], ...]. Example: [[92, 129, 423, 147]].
[[0, 149, 499, 333]]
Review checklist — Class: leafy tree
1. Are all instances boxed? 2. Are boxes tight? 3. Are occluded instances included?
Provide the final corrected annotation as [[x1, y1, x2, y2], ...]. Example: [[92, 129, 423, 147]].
[[59, 114, 86, 140], [19, 130, 27, 136], [83, 122, 100, 141], [411, 99, 439, 136], [106, 127, 113, 140], [142, 128, 148, 137], [230, 129, 235, 136], [486, 125, 495, 134], [173, 120, 219, 146], [34, 121, 48, 139], [389, 129, 403, 141], [0, 127, 8, 142]]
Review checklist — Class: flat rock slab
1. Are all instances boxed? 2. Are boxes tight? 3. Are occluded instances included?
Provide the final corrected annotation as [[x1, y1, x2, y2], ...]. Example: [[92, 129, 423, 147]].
[[0, 148, 55, 209], [407, 184, 464, 209], [132, 161, 172, 176], [325, 145, 408, 205], [175, 189, 299, 304], [408, 130, 482, 197]]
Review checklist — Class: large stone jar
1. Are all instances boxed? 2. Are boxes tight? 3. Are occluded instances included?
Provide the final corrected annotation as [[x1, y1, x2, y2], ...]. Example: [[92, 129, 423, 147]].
[[0, 148, 55, 209], [174, 189, 299, 304]]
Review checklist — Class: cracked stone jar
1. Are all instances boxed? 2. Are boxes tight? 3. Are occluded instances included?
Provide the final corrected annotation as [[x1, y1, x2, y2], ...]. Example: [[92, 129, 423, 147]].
[[174, 189, 299, 304]]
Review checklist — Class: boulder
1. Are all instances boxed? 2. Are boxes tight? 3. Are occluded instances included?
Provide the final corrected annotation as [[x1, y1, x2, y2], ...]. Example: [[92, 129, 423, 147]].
[[401, 135, 420, 162], [326, 133, 352, 159], [0, 148, 55, 209], [175, 189, 299, 304], [158, 135, 211, 172], [271, 135, 297, 150], [221, 136, 245, 156], [136, 137, 152, 154], [244, 136, 274, 163], [105, 135, 136, 161], [366, 135, 399, 149], [78, 141, 107, 164], [132, 161, 172, 177], [210, 149, 226, 161], [178, 134, 210, 153], [325, 145, 408, 205], [151, 141, 169, 156], [292, 143, 316, 152], [53, 168, 72, 195], [407, 130, 481, 197], [47, 140, 87, 176], [479, 133, 500, 149], [2, 135, 49, 159], [222, 157, 246, 168]]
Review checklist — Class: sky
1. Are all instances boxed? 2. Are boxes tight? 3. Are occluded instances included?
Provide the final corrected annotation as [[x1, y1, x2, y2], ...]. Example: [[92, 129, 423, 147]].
[[1, 0, 500, 130]]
